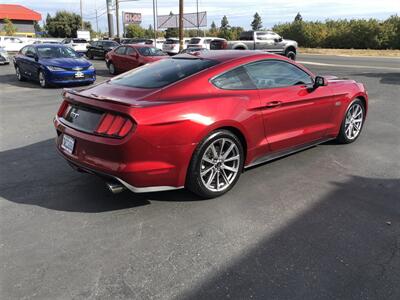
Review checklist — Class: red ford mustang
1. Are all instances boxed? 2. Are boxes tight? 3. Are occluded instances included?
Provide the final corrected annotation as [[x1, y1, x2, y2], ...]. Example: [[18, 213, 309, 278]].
[[54, 51, 368, 198], [105, 44, 168, 75]]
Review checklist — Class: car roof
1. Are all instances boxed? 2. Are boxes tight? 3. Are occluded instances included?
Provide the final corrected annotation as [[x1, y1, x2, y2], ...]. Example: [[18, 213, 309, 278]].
[[32, 44, 69, 48], [124, 44, 155, 48], [176, 50, 278, 62]]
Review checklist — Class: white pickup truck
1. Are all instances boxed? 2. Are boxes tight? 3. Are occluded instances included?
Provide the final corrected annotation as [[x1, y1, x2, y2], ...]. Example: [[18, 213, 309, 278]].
[[227, 30, 298, 60]]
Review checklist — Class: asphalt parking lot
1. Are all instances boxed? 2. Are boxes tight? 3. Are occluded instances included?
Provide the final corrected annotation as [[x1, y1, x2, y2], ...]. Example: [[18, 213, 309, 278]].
[[1, 54, 399, 299]]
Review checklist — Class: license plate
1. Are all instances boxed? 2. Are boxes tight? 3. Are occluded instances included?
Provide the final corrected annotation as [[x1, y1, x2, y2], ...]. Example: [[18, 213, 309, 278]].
[[61, 134, 75, 154], [75, 71, 84, 78]]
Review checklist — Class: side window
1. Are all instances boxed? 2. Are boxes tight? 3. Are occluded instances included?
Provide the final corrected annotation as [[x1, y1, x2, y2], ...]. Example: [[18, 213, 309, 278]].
[[92, 41, 98, 47], [20, 46, 28, 55], [212, 66, 256, 90], [115, 46, 126, 55], [244, 60, 313, 89], [126, 47, 136, 55], [25, 46, 36, 57]]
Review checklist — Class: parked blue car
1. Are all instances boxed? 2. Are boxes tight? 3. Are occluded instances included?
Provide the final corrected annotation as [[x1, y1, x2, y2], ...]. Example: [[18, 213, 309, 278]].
[[14, 44, 96, 88]]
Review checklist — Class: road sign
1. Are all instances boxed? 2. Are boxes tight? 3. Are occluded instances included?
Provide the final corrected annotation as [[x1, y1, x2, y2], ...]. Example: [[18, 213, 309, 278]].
[[157, 12, 207, 29]]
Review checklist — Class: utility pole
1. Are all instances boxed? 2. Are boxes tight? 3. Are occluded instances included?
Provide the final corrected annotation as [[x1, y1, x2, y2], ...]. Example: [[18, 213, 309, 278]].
[[196, 0, 199, 36], [106, 0, 114, 37], [80, 0, 84, 29], [95, 9, 99, 33], [94, 0, 99, 34], [116, 0, 120, 38], [179, 0, 184, 51], [152, 0, 157, 45]]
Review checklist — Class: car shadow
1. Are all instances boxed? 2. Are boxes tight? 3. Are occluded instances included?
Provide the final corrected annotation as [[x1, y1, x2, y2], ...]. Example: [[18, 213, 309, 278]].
[[350, 72, 400, 85], [179, 175, 400, 299], [0, 139, 202, 213]]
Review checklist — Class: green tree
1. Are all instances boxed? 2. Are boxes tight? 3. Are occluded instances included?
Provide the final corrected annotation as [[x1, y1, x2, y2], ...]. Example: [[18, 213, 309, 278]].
[[125, 24, 145, 38], [3, 18, 17, 35], [221, 15, 229, 29], [209, 20, 218, 36], [45, 11, 92, 38], [165, 27, 179, 38], [33, 21, 42, 33], [294, 13, 303, 22], [251, 12, 262, 30]]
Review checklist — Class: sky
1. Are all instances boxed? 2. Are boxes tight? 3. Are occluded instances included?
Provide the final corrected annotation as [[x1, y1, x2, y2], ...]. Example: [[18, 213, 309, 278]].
[[4, 0, 400, 32]]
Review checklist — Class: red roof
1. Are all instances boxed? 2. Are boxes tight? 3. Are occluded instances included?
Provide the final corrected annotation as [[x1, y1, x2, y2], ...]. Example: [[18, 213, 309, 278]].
[[0, 4, 41, 21]]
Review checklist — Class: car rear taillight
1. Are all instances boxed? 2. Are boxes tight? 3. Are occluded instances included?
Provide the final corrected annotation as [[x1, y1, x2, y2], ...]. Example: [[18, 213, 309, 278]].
[[57, 100, 69, 117], [95, 112, 135, 138]]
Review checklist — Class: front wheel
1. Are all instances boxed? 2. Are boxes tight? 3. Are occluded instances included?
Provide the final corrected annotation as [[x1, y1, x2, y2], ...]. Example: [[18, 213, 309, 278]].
[[108, 62, 116, 75], [38, 70, 48, 88], [285, 49, 296, 60], [16, 66, 25, 81], [336, 99, 366, 144], [186, 130, 244, 198], [87, 51, 94, 59]]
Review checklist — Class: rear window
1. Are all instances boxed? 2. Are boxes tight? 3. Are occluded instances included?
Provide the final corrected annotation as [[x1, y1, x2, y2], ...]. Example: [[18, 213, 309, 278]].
[[73, 39, 87, 43], [103, 41, 118, 47], [189, 38, 201, 44], [165, 39, 179, 44], [111, 58, 219, 89]]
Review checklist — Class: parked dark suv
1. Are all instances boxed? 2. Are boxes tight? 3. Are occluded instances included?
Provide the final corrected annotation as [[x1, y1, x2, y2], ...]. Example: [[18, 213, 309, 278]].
[[86, 40, 119, 59]]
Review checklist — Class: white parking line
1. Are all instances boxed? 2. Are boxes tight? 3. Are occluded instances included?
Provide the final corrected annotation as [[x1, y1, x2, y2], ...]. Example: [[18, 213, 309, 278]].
[[298, 61, 400, 71]]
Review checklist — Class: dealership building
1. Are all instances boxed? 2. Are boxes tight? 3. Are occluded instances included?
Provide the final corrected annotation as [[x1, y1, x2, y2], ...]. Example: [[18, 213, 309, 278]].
[[0, 4, 41, 37]]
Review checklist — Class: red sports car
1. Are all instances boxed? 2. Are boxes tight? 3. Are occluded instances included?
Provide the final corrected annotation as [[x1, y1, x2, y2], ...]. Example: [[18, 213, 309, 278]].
[[54, 51, 368, 198], [105, 44, 168, 75]]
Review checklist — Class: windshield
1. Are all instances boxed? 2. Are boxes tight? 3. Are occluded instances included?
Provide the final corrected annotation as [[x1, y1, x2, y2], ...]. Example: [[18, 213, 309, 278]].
[[72, 39, 87, 43], [103, 41, 118, 47], [189, 38, 201, 44], [37, 46, 79, 59], [165, 39, 179, 45], [137, 47, 166, 56], [111, 58, 219, 89]]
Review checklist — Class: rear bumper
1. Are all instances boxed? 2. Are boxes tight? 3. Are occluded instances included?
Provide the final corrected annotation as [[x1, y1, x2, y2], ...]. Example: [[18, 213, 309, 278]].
[[54, 116, 192, 192]]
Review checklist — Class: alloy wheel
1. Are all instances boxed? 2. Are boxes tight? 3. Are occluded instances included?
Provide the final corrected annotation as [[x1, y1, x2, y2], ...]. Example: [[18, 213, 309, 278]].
[[39, 71, 46, 87], [16, 67, 21, 80], [344, 103, 364, 140], [109, 63, 115, 74], [200, 137, 240, 192]]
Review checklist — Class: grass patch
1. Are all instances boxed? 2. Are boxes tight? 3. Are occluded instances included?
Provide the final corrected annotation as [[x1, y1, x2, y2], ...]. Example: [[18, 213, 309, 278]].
[[299, 48, 400, 57]]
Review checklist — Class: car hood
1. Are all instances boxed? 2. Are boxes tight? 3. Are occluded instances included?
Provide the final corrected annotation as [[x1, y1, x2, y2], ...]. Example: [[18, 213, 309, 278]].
[[282, 38, 297, 45], [40, 58, 91, 68]]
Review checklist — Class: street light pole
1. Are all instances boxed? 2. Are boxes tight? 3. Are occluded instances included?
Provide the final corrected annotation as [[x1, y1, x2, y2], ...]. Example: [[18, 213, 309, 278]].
[[80, 0, 84, 29], [152, 0, 157, 45], [106, 0, 114, 37], [116, 0, 120, 38], [179, 0, 184, 51]]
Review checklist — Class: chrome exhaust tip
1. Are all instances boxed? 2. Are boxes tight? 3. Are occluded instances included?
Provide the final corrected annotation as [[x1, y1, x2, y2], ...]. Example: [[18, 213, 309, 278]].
[[106, 182, 126, 194]]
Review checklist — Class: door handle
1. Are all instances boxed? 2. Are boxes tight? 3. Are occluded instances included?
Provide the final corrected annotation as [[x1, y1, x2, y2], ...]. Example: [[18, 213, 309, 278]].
[[264, 101, 282, 108]]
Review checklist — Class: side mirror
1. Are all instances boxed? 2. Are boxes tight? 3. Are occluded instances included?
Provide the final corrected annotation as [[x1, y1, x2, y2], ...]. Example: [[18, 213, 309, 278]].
[[313, 76, 327, 89]]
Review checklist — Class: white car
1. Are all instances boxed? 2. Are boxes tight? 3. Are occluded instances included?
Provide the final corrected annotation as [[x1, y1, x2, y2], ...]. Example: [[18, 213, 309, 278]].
[[0, 36, 28, 52], [187, 37, 225, 50], [162, 38, 190, 55], [0, 47, 10, 64], [61, 38, 89, 53]]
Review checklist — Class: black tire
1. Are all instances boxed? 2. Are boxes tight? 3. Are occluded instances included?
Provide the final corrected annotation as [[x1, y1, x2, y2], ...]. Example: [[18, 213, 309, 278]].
[[108, 62, 117, 75], [285, 49, 296, 60], [186, 130, 245, 198], [15, 66, 25, 81], [38, 70, 48, 88], [336, 98, 366, 144], [87, 51, 94, 59]]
